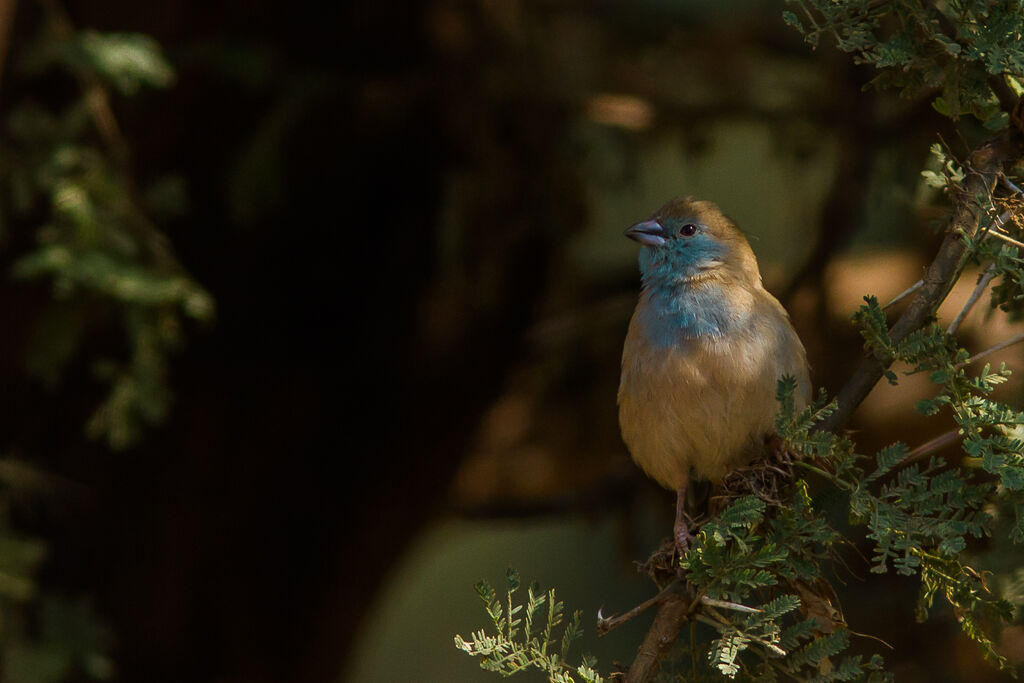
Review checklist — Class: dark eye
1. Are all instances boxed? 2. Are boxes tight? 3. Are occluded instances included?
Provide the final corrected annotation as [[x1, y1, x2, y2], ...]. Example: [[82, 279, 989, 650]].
[[679, 223, 697, 237]]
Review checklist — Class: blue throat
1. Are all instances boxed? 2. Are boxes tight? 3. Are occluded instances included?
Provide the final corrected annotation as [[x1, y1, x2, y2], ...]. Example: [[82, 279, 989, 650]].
[[632, 225, 742, 346], [638, 281, 738, 347]]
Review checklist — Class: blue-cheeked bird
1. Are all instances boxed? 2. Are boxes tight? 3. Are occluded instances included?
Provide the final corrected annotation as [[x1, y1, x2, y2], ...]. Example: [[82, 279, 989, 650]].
[[618, 197, 810, 552]]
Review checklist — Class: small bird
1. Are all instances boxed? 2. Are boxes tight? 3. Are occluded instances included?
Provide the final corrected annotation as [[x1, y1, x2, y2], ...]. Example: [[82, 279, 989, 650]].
[[617, 197, 810, 552]]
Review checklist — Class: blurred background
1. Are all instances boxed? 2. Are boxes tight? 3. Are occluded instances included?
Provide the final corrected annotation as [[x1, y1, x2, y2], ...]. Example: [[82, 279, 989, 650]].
[[0, 0, 1021, 681]]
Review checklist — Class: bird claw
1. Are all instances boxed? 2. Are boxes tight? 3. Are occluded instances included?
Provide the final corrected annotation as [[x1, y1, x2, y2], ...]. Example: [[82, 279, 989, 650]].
[[673, 519, 693, 559]]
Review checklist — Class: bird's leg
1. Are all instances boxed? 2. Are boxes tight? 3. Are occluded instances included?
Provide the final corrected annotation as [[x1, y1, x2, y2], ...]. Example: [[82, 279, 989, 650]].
[[673, 480, 693, 556]]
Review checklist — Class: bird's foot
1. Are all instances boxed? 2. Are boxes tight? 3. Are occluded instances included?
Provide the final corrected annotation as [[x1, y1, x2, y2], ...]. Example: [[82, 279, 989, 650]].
[[673, 518, 693, 560]]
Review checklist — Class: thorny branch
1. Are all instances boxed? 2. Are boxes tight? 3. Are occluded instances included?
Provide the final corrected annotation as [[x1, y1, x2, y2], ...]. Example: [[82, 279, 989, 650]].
[[598, 582, 680, 636], [817, 134, 1024, 434]]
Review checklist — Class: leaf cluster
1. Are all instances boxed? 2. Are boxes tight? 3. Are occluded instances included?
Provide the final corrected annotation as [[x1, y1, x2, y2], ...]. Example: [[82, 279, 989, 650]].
[[784, 0, 1024, 128], [772, 294, 1024, 670], [686, 495, 836, 603], [454, 569, 603, 683], [683, 493, 887, 682], [3, 28, 212, 449]]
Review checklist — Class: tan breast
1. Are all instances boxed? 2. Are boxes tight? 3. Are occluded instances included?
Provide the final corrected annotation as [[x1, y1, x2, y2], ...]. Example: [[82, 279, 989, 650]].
[[617, 291, 809, 491]]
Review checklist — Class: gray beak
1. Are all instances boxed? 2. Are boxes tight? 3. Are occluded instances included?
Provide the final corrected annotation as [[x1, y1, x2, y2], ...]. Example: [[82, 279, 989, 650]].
[[625, 220, 667, 247]]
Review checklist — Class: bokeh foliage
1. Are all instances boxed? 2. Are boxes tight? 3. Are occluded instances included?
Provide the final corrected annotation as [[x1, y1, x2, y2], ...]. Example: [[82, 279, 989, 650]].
[[0, 6, 209, 681], [7, 18, 212, 450]]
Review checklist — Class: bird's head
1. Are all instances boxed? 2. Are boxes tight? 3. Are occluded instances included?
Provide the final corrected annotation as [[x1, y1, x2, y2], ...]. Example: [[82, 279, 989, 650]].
[[626, 197, 760, 291]]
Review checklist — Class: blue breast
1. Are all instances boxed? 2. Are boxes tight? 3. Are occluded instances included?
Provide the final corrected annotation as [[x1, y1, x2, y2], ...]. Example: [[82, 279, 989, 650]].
[[638, 284, 742, 348]]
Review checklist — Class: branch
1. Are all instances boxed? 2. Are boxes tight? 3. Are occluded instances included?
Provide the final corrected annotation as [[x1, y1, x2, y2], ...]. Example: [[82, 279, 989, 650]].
[[817, 136, 1024, 434], [626, 586, 691, 683]]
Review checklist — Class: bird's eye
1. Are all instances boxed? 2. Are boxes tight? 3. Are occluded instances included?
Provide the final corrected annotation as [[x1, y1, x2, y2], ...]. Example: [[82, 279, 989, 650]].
[[679, 223, 698, 237]]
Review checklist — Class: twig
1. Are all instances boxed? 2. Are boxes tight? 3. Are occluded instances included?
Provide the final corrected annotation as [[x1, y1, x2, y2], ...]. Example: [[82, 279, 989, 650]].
[[847, 628, 895, 650], [902, 428, 961, 466], [597, 582, 680, 635], [1002, 175, 1024, 197], [958, 330, 1024, 368], [817, 137, 1024, 434], [626, 589, 690, 683], [883, 279, 923, 309], [987, 228, 1024, 250], [947, 264, 996, 334], [791, 460, 844, 485], [693, 614, 787, 657]]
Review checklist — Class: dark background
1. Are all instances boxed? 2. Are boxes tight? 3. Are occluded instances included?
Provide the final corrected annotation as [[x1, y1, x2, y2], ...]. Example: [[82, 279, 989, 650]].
[[0, 1, 1019, 682]]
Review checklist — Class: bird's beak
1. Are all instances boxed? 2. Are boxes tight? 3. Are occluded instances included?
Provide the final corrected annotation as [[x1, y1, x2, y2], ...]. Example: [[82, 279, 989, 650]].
[[625, 220, 667, 247]]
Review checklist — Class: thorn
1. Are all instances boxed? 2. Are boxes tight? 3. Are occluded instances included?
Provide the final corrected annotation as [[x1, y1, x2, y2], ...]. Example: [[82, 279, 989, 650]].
[[700, 595, 764, 613]]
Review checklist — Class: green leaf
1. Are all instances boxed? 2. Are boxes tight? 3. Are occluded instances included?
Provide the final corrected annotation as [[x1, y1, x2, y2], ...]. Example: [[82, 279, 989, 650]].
[[79, 31, 175, 94]]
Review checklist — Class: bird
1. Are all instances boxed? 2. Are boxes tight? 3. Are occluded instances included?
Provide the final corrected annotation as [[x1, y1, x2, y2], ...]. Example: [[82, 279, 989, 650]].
[[617, 197, 810, 553]]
